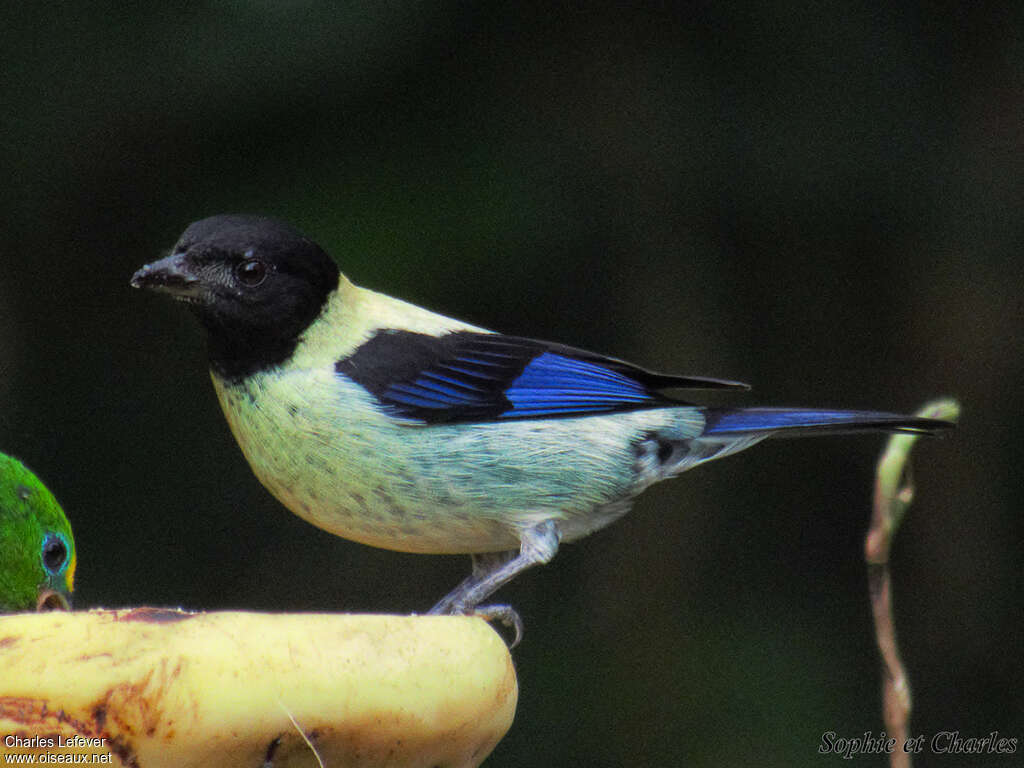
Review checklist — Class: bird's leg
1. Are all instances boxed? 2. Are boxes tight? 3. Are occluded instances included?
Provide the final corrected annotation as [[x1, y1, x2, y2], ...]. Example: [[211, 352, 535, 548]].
[[428, 521, 561, 644], [428, 551, 524, 645], [429, 520, 560, 613], [427, 551, 516, 614], [472, 550, 520, 580]]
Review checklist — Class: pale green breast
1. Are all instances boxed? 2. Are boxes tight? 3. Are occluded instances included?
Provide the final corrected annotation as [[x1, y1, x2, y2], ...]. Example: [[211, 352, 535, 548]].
[[212, 365, 701, 554]]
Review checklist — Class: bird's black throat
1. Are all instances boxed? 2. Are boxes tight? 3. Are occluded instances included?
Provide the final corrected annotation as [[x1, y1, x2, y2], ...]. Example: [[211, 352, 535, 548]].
[[137, 215, 345, 382], [197, 274, 338, 383]]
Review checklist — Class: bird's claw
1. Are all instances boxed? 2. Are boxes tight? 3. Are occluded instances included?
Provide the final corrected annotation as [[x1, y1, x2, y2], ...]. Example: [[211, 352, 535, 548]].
[[472, 603, 524, 648], [428, 600, 524, 648]]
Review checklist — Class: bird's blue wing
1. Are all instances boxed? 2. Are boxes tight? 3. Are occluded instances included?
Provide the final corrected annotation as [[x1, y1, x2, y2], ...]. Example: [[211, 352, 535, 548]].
[[335, 330, 747, 423]]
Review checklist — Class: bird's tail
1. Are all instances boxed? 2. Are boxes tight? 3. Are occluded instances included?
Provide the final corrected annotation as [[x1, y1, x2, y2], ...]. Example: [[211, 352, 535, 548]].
[[700, 407, 953, 438], [656, 406, 953, 476]]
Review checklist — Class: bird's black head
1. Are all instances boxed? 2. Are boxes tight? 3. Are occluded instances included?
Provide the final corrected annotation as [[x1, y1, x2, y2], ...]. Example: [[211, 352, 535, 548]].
[[131, 215, 340, 380]]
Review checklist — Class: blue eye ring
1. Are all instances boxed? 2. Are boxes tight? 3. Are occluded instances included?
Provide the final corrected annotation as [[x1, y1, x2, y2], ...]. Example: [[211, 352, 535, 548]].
[[41, 532, 69, 575]]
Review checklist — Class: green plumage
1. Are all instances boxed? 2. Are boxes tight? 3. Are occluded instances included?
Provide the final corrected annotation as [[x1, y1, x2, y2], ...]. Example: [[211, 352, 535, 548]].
[[0, 453, 75, 612]]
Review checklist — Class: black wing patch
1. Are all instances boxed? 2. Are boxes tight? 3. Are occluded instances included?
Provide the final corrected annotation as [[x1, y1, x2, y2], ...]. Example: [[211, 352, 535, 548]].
[[335, 329, 748, 424]]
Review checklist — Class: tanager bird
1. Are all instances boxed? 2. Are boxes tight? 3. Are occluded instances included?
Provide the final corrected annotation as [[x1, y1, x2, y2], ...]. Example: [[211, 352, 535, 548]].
[[131, 215, 950, 634], [0, 452, 75, 612]]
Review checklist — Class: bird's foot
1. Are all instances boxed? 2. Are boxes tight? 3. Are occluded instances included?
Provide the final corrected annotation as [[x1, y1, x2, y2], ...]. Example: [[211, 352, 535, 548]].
[[428, 599, 523, 648], [472, 603, 524, 648]]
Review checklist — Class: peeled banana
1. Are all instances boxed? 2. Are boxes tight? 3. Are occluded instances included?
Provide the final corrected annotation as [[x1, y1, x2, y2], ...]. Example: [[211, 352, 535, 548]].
[[0, 609, 517, 767]]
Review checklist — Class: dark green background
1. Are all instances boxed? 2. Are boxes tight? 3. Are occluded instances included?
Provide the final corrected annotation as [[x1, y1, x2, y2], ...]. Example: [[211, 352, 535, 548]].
[[3, 3, 1021, 765]]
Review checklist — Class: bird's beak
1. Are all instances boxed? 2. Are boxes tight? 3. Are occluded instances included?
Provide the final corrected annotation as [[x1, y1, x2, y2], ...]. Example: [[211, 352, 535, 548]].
[[36, 589, 71, 612], [130, 254, 202, 301]]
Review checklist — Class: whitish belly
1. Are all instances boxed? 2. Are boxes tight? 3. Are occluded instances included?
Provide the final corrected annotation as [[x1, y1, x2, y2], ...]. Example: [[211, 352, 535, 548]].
[[212, 369, 677, 553]]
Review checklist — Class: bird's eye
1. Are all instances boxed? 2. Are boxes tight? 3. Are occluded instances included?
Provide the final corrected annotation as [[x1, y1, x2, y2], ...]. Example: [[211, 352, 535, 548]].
[[41, 533, 68, 574], [236, 258, 268, 287]]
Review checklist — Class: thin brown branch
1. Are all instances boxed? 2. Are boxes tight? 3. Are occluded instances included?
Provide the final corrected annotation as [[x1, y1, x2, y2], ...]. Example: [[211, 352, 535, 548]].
[[866, 399, 959, 768]]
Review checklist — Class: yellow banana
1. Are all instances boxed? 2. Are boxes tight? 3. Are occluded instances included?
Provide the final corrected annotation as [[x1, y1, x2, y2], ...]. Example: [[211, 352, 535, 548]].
[[0, 609, 516, 767]]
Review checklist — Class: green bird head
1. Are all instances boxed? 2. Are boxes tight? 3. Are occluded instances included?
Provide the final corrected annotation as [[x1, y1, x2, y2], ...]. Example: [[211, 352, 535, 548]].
[[0, 453, 75, 612]]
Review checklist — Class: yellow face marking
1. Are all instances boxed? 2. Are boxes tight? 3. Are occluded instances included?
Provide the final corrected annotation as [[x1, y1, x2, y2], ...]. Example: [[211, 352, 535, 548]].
[[64, 549, 76, 594]]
